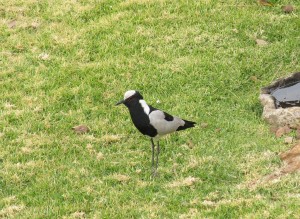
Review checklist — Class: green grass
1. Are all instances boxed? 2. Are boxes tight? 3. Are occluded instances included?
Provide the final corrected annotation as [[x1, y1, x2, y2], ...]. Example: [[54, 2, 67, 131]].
[[1, 0, 300, 218]]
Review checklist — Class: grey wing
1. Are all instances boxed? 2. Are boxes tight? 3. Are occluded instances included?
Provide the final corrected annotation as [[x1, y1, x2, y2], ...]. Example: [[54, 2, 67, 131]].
[[149, 110, 184, 136]]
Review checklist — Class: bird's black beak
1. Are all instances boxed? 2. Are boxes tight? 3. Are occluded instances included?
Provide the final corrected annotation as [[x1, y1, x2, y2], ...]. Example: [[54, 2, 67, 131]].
[[116, 99, 125, 106]]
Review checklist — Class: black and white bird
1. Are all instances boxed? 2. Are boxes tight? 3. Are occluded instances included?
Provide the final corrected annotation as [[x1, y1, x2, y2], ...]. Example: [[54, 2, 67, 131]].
[[116, 90, 196, 175]]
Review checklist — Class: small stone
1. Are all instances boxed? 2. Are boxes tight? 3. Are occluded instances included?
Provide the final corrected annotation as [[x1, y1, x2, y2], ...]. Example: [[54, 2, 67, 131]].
[[284, 136, 294, 144], [72, 125, 90, 134], [282, 5, 294, 13]]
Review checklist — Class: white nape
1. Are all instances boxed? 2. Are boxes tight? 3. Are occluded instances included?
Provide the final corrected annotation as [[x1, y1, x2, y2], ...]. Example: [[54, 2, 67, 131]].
[[139, 99, 150, 115], [124, 90, 136, 100]]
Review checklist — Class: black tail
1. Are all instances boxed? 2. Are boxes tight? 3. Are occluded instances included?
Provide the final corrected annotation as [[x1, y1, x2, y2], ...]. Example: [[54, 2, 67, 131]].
[[177, 119, 196, 131]]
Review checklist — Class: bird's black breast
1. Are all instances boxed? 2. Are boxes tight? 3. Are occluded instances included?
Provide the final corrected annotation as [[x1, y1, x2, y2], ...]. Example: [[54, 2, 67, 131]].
[[127, 102, 157, 137]]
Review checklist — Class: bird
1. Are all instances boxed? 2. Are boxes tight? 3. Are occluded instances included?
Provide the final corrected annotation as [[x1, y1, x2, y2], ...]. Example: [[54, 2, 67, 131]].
[[116, 90, 196, 176]]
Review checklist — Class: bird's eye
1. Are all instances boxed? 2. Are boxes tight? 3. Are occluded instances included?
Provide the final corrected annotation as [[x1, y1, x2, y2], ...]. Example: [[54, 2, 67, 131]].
[[126, 96, 135, 102]]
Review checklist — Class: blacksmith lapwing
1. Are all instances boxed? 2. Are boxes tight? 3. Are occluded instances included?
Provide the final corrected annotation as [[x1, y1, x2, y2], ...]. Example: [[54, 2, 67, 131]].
[[116, 90, 196, 175]]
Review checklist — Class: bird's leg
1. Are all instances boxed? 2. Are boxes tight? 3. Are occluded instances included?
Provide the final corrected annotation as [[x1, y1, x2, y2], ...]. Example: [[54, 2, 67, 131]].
[[150, 138, 156, 176], [155, 141, 160, 171]]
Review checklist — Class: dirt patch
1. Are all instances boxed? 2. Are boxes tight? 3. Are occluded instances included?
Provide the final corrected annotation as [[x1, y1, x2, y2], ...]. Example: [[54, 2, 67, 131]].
[[274, 125, 291, 138], [279, 143, 300, 172], [250, 142, 300, 187], [282, 5, 294, 13], [72, 125, 90, 134]]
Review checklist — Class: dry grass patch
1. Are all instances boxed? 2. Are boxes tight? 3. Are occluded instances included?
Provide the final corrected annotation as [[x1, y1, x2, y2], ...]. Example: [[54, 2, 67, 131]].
[[201, 195, 263, 209], [136, 179, 150, 188], [108, 174, 131, 183], [3, 102, 15, 109], [236, 142, 300, 190], [70, 211, 86, 219], [179, 208, 202, 219], [86, 143, 105, 160], [238, 150, 278, 182], [0, 205, 25, 218], [120, 0, 166, 7], [2, 160, 45, 182], [88, 11, 129, 29], [96, 152, 104, 160], [15, 133, 53, 149], [167, 176, 200, 188], [101, 134, 122, 144], [182, 155, 218, 172]]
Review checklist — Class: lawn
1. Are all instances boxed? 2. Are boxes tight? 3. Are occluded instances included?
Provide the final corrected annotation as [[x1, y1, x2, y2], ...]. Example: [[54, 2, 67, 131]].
[[0, 0, 300, 218]]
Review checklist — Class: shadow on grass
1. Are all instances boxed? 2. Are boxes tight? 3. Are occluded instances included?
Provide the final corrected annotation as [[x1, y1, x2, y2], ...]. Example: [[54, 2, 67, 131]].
[[250, 102, 263, 119]]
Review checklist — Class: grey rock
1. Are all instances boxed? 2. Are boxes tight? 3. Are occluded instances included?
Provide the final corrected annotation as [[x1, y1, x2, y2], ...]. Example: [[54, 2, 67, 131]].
[[260, 72, 300, 129]]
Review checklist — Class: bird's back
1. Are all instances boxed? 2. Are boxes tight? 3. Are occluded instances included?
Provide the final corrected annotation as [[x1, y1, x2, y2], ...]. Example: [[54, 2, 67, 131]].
[[149, 109, 195, 136]]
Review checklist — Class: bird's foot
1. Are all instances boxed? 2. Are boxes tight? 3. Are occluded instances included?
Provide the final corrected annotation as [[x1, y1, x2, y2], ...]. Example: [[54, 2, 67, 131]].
[[151, 168, 159, 178]]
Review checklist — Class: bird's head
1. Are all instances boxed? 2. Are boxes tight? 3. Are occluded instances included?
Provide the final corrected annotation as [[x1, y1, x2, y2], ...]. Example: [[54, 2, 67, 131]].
[[116, 90, 143, 106]]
